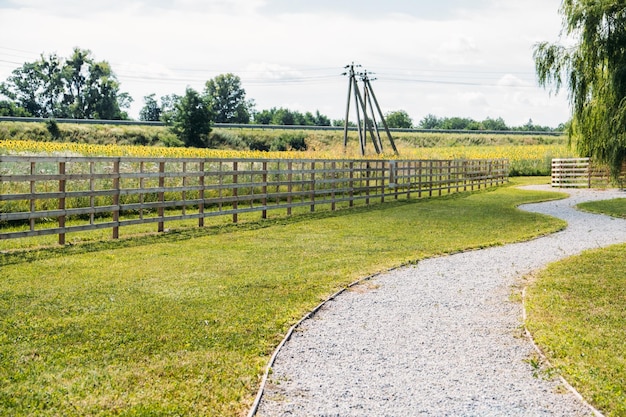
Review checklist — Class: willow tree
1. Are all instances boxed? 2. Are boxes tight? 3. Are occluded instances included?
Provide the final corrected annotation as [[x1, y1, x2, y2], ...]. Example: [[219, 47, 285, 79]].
[[534, 0, 626, 178]]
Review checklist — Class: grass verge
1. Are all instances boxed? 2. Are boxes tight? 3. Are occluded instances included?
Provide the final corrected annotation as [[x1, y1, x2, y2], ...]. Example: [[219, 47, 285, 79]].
[[525, 200, 626, 416], [577, 197, 626, 219], [1, 179, 566, 416]]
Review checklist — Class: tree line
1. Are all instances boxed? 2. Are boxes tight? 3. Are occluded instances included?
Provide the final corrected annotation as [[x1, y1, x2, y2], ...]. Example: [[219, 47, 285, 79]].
[[1, 47, 564, 148], [382, 110, 564, 132], [0, 48, 131, 120]]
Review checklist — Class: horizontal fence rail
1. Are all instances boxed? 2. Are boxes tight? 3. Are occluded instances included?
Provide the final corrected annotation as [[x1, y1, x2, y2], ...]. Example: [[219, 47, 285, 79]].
[[551, 158, 626, 188], [1, 156, 509, 244]]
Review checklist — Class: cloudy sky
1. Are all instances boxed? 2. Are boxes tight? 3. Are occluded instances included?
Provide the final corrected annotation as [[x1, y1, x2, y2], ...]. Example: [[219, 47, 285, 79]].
[[0, 0, 570, 127]]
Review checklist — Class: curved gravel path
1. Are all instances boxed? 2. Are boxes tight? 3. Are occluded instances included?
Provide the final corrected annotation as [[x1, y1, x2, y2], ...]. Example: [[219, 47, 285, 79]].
[[255, 185, 626, 417]]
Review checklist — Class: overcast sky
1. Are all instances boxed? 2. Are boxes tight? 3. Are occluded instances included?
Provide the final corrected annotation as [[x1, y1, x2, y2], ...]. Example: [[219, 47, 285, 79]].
[[0, 0, 570, 127]]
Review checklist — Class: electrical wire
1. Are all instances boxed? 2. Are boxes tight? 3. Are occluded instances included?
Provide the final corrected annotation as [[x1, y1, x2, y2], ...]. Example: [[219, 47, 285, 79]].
[[0, 45, 539, 91]]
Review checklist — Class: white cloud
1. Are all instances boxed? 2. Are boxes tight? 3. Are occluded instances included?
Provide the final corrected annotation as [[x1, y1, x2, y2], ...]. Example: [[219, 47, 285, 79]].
[[459, 92, 489, 107], [497, 74, 532, 88], [0, 0, 571, 127]]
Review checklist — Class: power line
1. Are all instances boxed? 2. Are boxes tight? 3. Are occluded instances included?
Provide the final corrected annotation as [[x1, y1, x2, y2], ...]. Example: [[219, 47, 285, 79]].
[[0, 43, 540, 91]]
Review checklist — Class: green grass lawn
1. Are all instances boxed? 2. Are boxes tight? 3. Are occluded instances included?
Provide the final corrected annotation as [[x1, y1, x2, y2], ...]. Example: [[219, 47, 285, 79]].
[[577, 197, 626, 219], [525, 199, 626, 417], [0, 179, 567, 416]]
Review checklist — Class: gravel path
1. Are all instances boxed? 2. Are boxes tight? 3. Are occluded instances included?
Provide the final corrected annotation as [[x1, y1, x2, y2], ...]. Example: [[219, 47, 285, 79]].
[[254, 186, 626, 417]]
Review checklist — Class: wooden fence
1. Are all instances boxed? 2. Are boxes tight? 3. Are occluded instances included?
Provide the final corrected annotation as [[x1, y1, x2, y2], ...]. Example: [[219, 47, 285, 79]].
[[551, 158, 626, 188], [1, 156, 508, 244]]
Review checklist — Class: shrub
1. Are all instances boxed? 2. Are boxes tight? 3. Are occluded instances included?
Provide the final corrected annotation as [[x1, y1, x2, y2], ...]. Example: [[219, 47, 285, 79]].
[[45, 119, 62, 140]]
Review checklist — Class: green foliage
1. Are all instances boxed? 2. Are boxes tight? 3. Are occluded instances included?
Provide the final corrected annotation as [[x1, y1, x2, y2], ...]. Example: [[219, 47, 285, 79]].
[[168, 88, 213, 148], [208, 130, 248, 149], [385, 110, 413, 129], [0, 100, 31, 117], [268, 133, 308, 151], [0, 184, 566, 416], [417, 114, 559, 132], [534, 0, 626, 179], [253, 107, 331, 126], [204, 73, 253, 124], [139, 94, 162, 121], [285, 132, 307, 151], [482, 117, 509, 131], [247, 137, 271, 151], [45, 119, 61, 140], [0, 121, 178, 146], [0, 48, 130, 120]]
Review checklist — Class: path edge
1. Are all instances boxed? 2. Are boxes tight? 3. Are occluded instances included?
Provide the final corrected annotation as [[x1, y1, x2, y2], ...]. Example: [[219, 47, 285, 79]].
[[521, 286, 605, 417]]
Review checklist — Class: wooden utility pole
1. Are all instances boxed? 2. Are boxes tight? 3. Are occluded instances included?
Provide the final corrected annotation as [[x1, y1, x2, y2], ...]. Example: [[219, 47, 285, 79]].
[[343, 64, 398, 156], [362, 73, 398, 155], [343, 63, 356, 148]]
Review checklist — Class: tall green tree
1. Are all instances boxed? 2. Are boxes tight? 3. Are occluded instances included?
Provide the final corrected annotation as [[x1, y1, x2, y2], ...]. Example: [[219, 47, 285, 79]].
[[0, 48, 130, 120], [534, 0, 626, 177], [62, 48, 130, 119], [253, 107, 331, 126], [0, 54, 65, 117], [204, 73, 252, 123], [139, 94, 162, 121], [385, 110, 413, 129], [418, 114, 442, 129], [0, 100, 32, 116], [169, 88, 213, 148], [482, 117, 509, 131]]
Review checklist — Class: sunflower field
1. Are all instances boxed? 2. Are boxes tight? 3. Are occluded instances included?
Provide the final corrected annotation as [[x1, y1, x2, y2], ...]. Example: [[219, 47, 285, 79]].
[[0, 136, 574, 176]]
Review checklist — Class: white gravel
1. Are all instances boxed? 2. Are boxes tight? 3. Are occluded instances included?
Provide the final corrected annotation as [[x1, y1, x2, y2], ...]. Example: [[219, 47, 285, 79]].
[[254, 185, 626, 417]]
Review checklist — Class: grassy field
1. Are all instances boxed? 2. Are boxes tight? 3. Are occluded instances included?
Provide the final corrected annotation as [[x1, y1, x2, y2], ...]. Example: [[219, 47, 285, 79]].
[[525, 199, 626, 416], [0, 178, 568, 416], [577, 198, 626, 219]]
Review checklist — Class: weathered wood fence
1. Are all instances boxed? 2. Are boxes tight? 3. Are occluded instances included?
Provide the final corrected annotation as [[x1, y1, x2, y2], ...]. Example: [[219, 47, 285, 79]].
[[551, 158, 626, 188], [1, 156, 508, 244]]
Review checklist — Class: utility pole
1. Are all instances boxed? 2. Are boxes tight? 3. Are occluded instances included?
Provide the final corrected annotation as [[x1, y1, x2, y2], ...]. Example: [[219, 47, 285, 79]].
[[342, 64, 398, 156], [362, 72, 398, 155]]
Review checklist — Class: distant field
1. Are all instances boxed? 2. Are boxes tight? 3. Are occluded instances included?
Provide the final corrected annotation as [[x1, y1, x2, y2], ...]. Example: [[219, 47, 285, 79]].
[[0, 121, 577, 175]]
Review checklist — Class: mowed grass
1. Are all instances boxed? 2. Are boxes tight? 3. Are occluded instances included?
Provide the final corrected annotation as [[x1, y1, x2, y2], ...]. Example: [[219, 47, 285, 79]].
[[0, 180, 567, 416], [525, 199, 626, 416], [577, 197, 626, 219]]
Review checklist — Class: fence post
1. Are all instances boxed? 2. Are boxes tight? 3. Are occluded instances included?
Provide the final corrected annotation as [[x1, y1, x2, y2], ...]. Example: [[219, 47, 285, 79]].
[[365, 162, 371, 205], [454, 160, 460, 193], [158, 161, 165, 232], [58, 161, 66, 245], [349, 161, 354, 207], [181, 162, 187, 217], [287, 161, 293, 215], [112, 159, 120, 239], [447, 160, 453, 194], [262, 161, 268, 219], [418, 160, 423, 198], [233, 161, 238, 223], [89, 161, 95, 225], [429, 161, 434, 197], [138, 161, 144, 222], [376, 161, 387, 203], [406, 162, 412, 199], [310, 161, 315, 212], [29, 162, 36, 232], [199, 161, 205, 227], [331, 161, 337, 211], [388, 160, 397, 200], [438, 160, 443, 196]]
